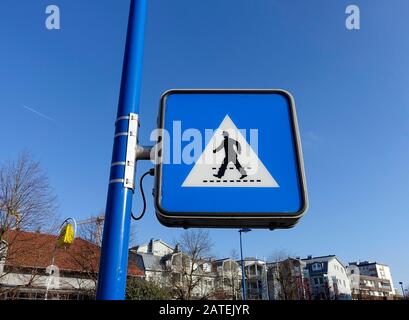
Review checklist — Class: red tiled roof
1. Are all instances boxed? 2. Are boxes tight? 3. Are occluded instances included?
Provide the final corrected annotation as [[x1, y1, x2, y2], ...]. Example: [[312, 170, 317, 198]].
[[1, 230, 144, 277]]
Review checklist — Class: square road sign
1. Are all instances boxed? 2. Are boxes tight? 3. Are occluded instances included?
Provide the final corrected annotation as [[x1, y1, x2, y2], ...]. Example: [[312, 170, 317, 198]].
[[154, 89, 308, 229]]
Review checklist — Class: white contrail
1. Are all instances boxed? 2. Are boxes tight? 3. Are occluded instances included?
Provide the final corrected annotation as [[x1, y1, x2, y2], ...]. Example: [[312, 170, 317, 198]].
[[22, 105, 59, 124]]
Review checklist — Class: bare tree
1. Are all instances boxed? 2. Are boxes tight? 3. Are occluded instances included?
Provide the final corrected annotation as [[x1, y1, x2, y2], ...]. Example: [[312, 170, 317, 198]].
[[221, 258, 242, 300], [216, 249, 242, 300], [0, 152, 59, 294], [230, 249, 239, 261], [77, 212, 137, 247], [168, 230, 214, 300], [0, 152, 58, 236], [268, 250, 300, 300]]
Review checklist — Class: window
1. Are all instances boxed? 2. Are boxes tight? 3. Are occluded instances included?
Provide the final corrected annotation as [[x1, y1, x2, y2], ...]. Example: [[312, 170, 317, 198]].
[[312, 263, 322, 271]]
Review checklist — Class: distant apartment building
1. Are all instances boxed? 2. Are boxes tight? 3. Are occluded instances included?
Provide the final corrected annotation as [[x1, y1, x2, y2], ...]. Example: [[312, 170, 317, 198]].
[[212, 258, 242, 300], [241, 258, 269, 300], [130, 252, 165, 285], [131, 239, 237, 299], [267, 258, 311, 300], [347, 261, 396, 299], [133, 238, 174, 257], [164, 247, 215, 299], [129, 238, 399, 301], [130, 239, 175, 286], [302, 255, 352, 300]]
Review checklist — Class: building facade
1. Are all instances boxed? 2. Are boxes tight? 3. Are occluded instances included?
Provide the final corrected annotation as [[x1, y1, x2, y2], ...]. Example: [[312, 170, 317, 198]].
[[131, 240, 218, 299], [133, 239, 174, 257], [212, 258, 242, 299], [347, 261, 396, 299], [241, 258, 269, 300], [267, 258, 311, 300], [302, 255, 352, 300]]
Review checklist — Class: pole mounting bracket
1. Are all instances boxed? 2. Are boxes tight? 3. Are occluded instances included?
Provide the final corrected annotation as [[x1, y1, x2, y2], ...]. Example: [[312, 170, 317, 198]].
[[136, 144, 153, 161], [124, 113, 139, 189]]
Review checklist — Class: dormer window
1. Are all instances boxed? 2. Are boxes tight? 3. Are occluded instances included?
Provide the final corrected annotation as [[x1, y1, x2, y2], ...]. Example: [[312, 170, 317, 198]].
[[312, 262, 323, 271]]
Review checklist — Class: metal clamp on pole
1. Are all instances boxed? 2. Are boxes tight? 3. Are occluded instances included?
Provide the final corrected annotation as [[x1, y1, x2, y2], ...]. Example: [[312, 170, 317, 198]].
[[109, 113, 140, 190], [124, 113, 139, 189]]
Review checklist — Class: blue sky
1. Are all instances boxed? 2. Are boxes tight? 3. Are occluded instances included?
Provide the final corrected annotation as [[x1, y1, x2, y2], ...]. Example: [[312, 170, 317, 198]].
[[1, 0, 408, 288]]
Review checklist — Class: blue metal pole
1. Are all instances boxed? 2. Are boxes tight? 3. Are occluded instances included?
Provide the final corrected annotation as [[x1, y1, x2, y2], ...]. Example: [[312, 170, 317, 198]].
[[96, 0, 147, 300], [239, 231, 247, 300]]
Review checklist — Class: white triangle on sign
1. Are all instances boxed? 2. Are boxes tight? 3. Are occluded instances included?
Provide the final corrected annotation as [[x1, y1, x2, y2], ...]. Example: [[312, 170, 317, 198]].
[[182, 115, 279, 188]]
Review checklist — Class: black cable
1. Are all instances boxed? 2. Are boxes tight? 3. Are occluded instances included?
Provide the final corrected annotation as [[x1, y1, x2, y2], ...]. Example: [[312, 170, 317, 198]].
[[131, 168, 155, 221]]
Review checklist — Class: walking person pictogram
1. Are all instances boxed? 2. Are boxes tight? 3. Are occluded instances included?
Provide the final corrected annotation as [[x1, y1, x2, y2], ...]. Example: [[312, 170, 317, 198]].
[[213, 131, 247, 179]]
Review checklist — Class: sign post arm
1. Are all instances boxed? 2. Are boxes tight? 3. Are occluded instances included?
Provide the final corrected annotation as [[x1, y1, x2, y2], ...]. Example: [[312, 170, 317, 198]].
[[96, 0, 147, 300]]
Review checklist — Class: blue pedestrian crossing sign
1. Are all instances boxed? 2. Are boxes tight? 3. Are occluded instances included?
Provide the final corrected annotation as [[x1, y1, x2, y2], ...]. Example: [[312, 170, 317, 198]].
[[154, 89, 308, 229]]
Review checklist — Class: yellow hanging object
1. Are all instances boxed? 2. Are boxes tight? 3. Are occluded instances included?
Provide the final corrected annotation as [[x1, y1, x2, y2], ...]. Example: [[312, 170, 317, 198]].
[[57, 223, 75, 248]]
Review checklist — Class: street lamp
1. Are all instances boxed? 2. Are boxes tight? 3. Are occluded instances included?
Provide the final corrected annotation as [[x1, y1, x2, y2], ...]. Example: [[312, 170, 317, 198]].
[[45, 217, 77, 300], [399, 282, 405, 298], [239, 228, 251, 300]]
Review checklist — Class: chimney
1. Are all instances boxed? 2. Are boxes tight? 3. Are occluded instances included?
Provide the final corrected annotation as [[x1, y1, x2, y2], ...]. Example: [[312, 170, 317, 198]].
[[148, 238, 154, 253], [174, 244, 180, 253], [307, 255, 312, 260]]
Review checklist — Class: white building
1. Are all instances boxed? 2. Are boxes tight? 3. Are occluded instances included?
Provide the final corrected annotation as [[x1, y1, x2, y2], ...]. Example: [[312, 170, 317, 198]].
[[133, 239, 174, 257], [302, 255, 352, 300], [347, 261, 396, 299], [267, 258, 310, 300], [242, 258, 269, 300], [131, 240, 217, 299], [213, 258, 242, 299]]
